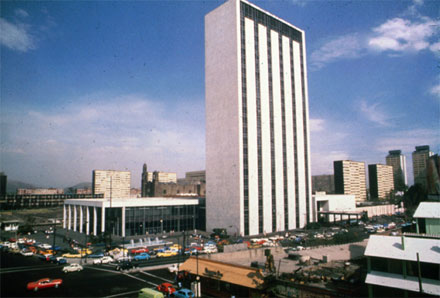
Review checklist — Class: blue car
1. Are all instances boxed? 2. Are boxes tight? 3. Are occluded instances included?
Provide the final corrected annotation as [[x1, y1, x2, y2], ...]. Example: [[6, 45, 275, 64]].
[[134, 252, 150, 261], [172, 288, 194, 298]]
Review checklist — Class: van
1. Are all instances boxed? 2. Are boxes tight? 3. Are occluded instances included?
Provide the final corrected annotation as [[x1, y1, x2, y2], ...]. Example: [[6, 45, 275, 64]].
[[138, 288, 164, 298]]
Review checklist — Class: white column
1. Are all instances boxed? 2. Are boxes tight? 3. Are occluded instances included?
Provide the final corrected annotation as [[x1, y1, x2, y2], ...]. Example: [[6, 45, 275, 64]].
[[68, 205, 71, 230], [122, 206, 126, 237], [245, 17, 259, 236], [93, 207, 97, 236], [63, 205, 67, 229], [73, 205, 77, 232], [101, 206, 105, 233], [293, 40, 306, 228], [86, 206, 90, 235], [271, 29, 285, 231], [79, 206, 83, 233], [282, 35, 296, 230], [259, 23, 272, 234]]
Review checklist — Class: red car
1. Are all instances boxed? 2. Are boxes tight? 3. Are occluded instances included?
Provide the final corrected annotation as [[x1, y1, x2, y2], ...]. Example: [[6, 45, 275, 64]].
[[157, 282, 176, 295], [27, 278, 63, 291], [131, 247, 149, 254]]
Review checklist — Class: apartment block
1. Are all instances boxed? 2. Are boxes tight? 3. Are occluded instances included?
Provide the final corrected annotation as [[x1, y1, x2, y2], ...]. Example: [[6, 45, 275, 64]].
[[92, 170, 131, 199], [368, 164, 394, 200], [334, 160, 367, 202]]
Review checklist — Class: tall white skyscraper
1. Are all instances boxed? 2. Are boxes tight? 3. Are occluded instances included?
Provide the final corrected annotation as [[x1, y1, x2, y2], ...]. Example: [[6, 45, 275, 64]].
[[205, 0, 312, 236]]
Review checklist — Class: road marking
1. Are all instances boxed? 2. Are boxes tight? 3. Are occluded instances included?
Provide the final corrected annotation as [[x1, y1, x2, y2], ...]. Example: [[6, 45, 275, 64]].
[[103, 290, 139, 298], [0, 265, 59, 274], [86, 266, 120, 274], [138, 271, 173, 283], [122, 272, 157, 287]]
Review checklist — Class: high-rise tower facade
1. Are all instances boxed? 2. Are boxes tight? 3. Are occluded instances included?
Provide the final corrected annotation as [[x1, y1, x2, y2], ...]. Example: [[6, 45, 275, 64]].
[[368, 164, 394, 200], [412, 145, 433, 188], [92, 170, 131, 199], [385, 150, 407, 190], [334, 160, 367, 202], [205, 0, 312, 236]]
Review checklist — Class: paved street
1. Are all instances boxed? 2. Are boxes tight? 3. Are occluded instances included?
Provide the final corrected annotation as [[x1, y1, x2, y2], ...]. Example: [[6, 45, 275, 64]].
[[0, 252, 178, 297]]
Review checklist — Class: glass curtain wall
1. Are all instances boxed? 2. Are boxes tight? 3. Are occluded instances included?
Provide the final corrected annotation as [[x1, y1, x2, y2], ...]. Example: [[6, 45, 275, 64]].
[[124, 205, 198, 236]]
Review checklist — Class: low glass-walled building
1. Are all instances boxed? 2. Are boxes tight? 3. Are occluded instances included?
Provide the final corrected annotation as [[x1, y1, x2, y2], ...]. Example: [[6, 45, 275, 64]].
[[63, 197, 203, 237]]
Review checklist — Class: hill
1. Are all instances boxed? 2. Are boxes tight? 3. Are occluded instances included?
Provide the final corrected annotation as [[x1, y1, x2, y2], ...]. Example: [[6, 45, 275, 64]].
[[6, 180, 38, 194]]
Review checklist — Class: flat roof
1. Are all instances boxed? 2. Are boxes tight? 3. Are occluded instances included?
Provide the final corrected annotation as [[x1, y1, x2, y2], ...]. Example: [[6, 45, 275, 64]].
[[413, 202, 440, 219], [179, 256, 265, 289], [64, 197, 199, 208], [364, 235, 440, 264], [366, 270, 440, 296]]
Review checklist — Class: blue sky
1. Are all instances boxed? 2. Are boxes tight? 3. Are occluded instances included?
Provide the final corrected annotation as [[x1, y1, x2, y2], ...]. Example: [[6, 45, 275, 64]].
[[1, 0, 439, 188]]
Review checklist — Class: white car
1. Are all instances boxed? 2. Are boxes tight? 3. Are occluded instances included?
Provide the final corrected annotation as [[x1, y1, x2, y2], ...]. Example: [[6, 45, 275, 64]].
[[20, 250, 34, 256], [62, 263, 83, 273], [203, 247, 218, 254], [93, 256, 113, 264], [168, 264, 179, 273], [39, 243, 52, 250]]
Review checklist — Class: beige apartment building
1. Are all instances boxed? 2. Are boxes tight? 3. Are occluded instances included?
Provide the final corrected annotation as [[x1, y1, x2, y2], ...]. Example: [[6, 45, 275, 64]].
[[412, 145, 433, 188], [92, 170, 131, 199], [368, 164, 394, 200], [334, 160, 367, 202]]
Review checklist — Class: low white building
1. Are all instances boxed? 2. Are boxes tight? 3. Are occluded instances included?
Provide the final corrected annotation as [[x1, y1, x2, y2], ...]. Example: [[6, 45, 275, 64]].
[[364, 235, 440, 297], [312, 193, 361, 223], [63, 197, 201, 237], [364, 202, 440, 297]]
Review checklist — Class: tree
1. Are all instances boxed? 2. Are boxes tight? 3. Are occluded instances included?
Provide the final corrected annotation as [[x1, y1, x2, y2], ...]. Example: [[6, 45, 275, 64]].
[[402, 184, 427, 217]]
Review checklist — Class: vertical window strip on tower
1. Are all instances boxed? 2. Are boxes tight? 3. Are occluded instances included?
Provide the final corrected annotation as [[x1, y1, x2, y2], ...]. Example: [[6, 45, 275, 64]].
[[240, 4, 249, 236], [290, 40, 300, 228], [300, 42, 310, 224], [267, 26, 277, 233], [279, 33, 289, 231], [254, 20, 264, 234]]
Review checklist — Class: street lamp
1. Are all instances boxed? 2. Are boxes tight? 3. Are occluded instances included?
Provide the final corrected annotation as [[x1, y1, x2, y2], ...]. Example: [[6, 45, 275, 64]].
[[160, 219, 163, 234]]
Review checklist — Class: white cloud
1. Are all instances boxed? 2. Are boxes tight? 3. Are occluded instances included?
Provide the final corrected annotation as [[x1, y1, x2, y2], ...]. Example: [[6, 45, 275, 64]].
[[15, 9, 29, 18], [310, 34, 363, 69], [359, 100, 392, 127], [368, 17, 439, 53], [0, 17, 35, 52], [1, 94, 205, 187], [309, 118, 325, 132], [310, 0, 439, 69], [430, 82, 440, 99], [430, 42, 440, 53]]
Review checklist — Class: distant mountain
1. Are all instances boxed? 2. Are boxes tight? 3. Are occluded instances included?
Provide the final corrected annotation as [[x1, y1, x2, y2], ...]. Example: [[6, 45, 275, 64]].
[[64, 182, 92, 193], [6, 180, 38, 194]]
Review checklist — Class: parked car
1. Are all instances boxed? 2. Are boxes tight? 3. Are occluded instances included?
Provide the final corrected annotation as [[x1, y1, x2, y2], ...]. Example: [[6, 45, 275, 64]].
[[93, 256, 114, 264], [38, 243, 52, 250], [115, 261, 139, 271], [157, 282, 176, 295], [62, 263, 83, 273], [131, 247, 149, 254], [138, 288, 164, 298], [157, 251, 177, 258], [134, 253, 150, 261], [26, 278, 62, 291], [88, 251, 105, 258], [62, 252, 82, 258], [20, 249, 34, 256], [171, 288, 195, 298]]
